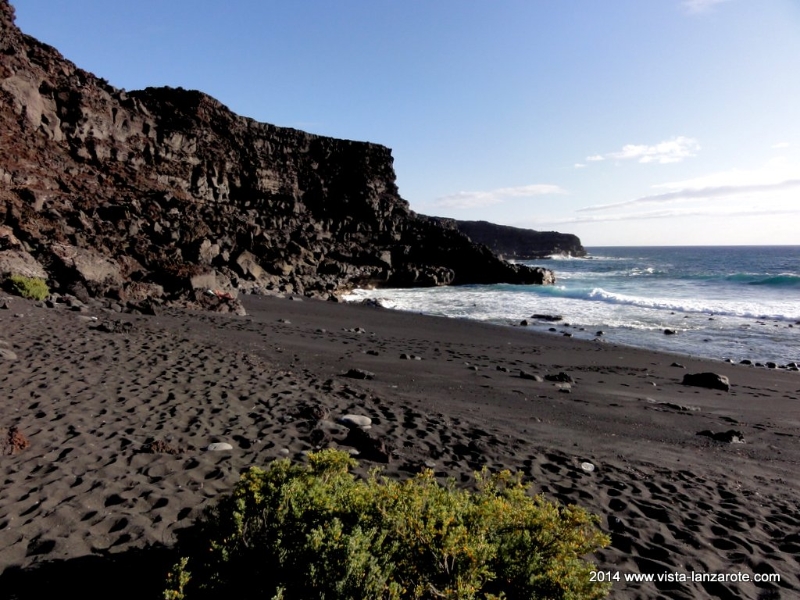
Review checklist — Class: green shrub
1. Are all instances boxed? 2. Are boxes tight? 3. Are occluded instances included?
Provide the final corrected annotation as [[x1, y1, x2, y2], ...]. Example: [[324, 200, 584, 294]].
[[164, 449, 610, 600], [7, 275, 49, 301]]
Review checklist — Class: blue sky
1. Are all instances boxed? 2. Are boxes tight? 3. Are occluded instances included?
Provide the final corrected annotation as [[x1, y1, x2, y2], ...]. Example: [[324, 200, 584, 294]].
[[12, 0, 800, 246]]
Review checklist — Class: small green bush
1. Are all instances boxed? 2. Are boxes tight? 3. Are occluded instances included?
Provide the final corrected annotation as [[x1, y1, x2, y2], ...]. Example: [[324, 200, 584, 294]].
[[165, 449, 610, 600], [7, 275, 49, 301]]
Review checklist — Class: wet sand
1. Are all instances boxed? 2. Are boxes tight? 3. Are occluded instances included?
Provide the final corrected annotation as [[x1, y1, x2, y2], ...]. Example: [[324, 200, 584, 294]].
[[1, 293, 799, 599]]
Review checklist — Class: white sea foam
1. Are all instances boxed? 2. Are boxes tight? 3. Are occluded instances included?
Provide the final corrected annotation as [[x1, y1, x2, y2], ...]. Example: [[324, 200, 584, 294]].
[[344, 246, 800, 363]]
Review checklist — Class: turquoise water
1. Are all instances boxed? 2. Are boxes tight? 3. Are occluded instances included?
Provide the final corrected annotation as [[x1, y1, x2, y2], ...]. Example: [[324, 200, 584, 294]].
[[345, 246, 800, 364]]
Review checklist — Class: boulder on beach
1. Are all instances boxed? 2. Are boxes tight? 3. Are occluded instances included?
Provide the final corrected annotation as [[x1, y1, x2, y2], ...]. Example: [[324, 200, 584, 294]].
[[682, 372, 730, 391]]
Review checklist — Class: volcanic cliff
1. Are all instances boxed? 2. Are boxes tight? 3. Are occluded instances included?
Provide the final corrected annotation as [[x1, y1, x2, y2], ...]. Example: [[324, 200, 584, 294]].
[[0, 0, 555, 313]]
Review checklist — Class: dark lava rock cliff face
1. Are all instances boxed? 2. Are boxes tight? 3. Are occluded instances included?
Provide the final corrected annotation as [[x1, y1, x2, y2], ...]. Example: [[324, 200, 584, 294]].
[[0, 0, 554, 312], [446, 220, 586, 260]]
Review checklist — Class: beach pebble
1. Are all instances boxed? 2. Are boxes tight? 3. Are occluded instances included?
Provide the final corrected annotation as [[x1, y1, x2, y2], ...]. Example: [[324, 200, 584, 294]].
[[0, 348, 17, 360], [519, 370, 543, 382], [581, 462, 595, 473], [670, 362, 685, 368], [338, 414, 373, 429], [206, 442, 233, 451], [545, 372, 574, 383], [663, 329, 677, 335], [520, 319, 528, 326], [697, 430, 745, 444], [343, 327, 366, 334]]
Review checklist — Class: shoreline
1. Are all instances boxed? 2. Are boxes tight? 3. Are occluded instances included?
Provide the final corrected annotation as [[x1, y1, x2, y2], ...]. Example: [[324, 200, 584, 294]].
[[1, 293, 799, 599], [342, 284, 800, 367]]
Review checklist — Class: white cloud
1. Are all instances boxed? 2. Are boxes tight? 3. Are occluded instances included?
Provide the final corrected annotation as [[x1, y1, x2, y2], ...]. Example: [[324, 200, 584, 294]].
[[653, 157, 800, 190], [574, 159, 800, 219], [526, 206, 800, 226], [611, 136, 700, 164], [434, 184, 566, 209], [682, 0, 730, 15], [585, 136, 700, 165], [772, 142, 790, 149], [579, 178, 800, 213], [574, 163, 586, 169]]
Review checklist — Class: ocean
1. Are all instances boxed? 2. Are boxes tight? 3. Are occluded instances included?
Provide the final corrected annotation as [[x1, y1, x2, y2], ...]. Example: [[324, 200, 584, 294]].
[[344, 246, 800, 365]]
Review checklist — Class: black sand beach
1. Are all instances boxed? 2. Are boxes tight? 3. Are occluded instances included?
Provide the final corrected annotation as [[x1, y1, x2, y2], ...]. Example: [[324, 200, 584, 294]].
[[1, 294, 799, 599]]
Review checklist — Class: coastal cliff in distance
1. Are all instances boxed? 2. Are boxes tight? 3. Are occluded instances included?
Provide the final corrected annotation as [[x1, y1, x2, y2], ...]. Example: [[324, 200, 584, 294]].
[[450, 220, 586, 260], [0, 0, 559, 314]]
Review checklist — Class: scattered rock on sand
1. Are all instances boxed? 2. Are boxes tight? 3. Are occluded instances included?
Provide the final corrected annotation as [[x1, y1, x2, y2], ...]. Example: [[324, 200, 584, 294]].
[[532, 314, 563, 322], [581, 462, 595, 472], [646, 398, 700, 412], [545, 372, 574, 383], [519, 370, 543, 382], [338, 414, 373, 429], [664, 329, 677, 335], [344, 368, 375, 380], [206, 442, 234, 451], [0, 347, 17, 360], [682, 372, 730, 391], [697, 430, 745, 443]]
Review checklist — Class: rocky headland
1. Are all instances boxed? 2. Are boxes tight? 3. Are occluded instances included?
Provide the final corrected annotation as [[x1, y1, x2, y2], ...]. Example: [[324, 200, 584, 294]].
[[443, 219, 586, 260], [0, 0, 564, 315]]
